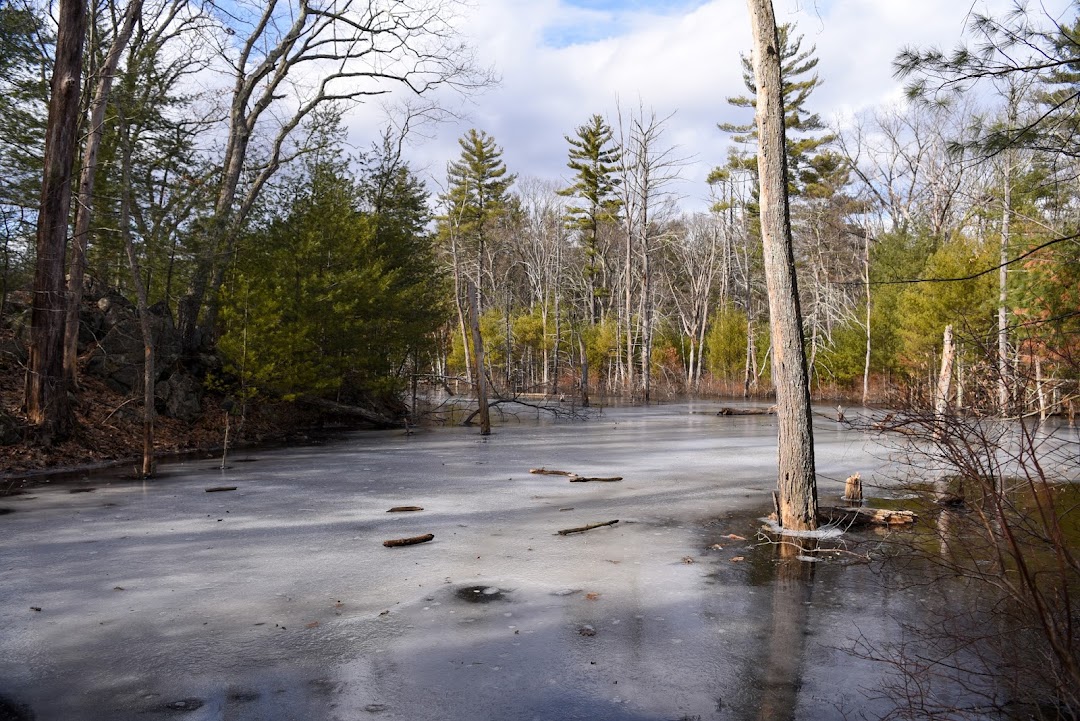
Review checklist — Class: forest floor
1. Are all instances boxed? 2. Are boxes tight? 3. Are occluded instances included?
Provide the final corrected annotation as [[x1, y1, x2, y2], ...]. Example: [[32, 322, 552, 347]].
[[0, 328, 312, 483]]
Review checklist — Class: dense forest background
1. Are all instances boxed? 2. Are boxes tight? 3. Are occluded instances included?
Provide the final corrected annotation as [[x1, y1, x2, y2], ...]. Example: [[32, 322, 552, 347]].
[[2, 0, 1079, 452]]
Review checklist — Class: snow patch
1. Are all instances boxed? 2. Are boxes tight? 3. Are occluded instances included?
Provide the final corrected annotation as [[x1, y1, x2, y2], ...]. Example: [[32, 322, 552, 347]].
[[760, 518, 845, 539]]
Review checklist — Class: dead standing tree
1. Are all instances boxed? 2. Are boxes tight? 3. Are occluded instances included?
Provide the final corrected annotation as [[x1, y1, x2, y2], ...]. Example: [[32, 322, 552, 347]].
[[747, 0, 818, 531]]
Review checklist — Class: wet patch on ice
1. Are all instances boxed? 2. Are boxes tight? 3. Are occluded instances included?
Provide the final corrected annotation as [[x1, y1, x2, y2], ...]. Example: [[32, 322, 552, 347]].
[[454, 585, 508, 603], [0, 695, 34, 721], [226, 688, 259, 703]]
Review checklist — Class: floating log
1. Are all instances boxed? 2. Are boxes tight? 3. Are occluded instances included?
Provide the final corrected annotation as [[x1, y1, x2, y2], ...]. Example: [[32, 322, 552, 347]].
[[818, 506, 917, 527], [382, 533, 435, 547], [387, 506, 424, 513], [530, 468, 573, 476], [558, 519, 619, 535], [843, 473, 863, 502], [205, 486, 238, 493], [568, 474, 623, 483], [717, 406, 776, 416]]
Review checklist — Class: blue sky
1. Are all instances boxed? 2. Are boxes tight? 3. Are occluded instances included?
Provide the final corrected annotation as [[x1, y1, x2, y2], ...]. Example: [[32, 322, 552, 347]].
[[341, 0, 1074, 213]]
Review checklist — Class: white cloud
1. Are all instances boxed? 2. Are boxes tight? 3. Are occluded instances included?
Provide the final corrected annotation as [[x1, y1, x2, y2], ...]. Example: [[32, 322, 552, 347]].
[[342, 0, 1073, 212]]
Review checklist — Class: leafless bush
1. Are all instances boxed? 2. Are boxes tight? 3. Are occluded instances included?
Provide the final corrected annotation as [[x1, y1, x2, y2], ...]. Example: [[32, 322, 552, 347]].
[[851, 384, 1080, 719]]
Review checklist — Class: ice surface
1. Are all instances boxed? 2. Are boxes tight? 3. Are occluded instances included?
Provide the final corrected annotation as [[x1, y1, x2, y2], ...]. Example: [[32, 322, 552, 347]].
[[0, 402, 916, 720]]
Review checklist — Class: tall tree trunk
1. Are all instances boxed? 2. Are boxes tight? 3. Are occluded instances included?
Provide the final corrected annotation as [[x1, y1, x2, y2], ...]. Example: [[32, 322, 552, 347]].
[[451, 231, 472, 387], [118, 114, 155, 477], [742, 243, 755, 398], [862, 226, 872, 406], [748, 0, 817, 531], [25, 0, 87, 442], [624, 222, 635, 397], [579, 334, 590, 407], [641, 232, 653, 404], [467, 281, 490, 435], [550, 253, 562, 396], [998, 153, 1012, 416], [934, 324, 955, 439], [1035, 354, 1047, 422], [63, 0, 143, 388]]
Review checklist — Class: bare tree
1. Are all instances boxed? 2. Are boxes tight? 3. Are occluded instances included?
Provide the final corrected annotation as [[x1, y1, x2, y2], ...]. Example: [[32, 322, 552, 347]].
[[515, 177, 567, 394], [664, 213, 721, 391], [614, 101, 686, 402], [747, 0, 817, 531], [178, 0, 490, 350]]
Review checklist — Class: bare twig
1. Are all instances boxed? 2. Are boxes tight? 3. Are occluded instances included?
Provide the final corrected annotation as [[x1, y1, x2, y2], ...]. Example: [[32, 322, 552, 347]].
[[383, 533, 434, 547], [557, 519, 619, 535]]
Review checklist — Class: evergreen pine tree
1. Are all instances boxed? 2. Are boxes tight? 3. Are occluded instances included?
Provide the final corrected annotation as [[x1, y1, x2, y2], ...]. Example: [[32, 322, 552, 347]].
[[0, 3, 50, 308], [439, 128, 515, 310], [714, 23, 834, 198], [559, 114, 621, 323]]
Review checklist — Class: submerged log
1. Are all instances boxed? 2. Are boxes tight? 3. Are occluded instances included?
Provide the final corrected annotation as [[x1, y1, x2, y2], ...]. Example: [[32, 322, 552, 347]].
[[568, 474, 623, 483], [386, 506, 424, 513], [297, 396, 399, 428], [530, 468, 573, 476], [818, 506, 917, 527], [204, 486, 237, 493], [557, 519, 619, 535], [382, 533, 434, 547]]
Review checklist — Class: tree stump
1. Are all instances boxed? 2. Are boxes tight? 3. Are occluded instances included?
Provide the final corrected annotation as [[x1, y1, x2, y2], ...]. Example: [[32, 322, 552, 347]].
[[843, 473, 862, 502]]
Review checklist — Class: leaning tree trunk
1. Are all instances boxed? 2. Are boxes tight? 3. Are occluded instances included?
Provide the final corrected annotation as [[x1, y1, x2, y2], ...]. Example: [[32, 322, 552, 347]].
[[25, 0, 88, 443], [747, 0, 817, 531]]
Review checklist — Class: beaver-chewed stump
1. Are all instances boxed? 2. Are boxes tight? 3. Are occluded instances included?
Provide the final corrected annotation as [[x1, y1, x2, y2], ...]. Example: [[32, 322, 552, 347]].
[[843, 473, 863, 502]]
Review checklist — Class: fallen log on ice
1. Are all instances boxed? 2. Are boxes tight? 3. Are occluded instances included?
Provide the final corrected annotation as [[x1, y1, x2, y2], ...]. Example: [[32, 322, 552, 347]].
[[529, 468, 573, 476], [568, 474, 623, 483], [818, 506, 917, 527], [558, 519, 619, 535], [382, 533, 435, 547], [717, 406, 776, 416], [386, 506, 424, 513]]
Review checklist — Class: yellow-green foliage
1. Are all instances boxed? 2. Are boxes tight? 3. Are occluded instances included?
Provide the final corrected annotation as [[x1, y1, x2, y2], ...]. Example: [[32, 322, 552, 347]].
[[583, 317, 619, 373], [897, 235, 995, 368], [815, 320, 867, 386], [706, 307, 749, 381]]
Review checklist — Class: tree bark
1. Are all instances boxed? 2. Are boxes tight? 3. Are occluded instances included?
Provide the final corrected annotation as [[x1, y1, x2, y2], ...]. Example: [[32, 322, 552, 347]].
[[747, 0, 817, 530], [25, 0, 88, 442]]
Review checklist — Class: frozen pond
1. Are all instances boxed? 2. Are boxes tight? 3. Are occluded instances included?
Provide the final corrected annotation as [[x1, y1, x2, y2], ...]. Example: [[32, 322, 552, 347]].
[[1, 402, 934, 720]]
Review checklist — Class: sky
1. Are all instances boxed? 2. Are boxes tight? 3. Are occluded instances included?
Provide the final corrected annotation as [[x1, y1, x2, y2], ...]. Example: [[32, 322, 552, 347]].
[[342, 0, 1074, 212]]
